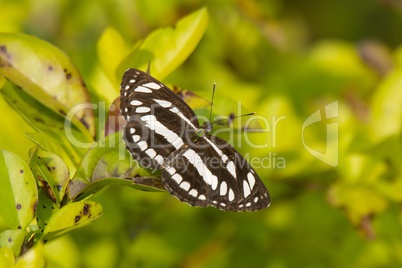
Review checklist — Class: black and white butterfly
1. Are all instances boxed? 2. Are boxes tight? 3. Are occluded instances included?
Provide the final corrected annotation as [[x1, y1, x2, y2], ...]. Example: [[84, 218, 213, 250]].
[[120, 68, 270, 211]]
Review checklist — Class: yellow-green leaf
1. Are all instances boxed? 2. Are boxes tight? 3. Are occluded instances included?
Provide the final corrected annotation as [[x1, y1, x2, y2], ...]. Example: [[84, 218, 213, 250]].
[[0, 246, 15, 267], [43, 201, 103, 241], [0, 229, 26, 257], [97, 27, 130, 86], [117, 7, 208, 81], [69, 132, 162, 200], [0, 33, 95, 138], [14, 243, 45, 268], [0, 150, 37, 230], [371, 68, 402, 141], [34, 150, 70, 205]]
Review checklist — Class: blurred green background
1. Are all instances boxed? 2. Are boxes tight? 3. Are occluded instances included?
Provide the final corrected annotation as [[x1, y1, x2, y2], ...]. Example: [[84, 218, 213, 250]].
[[1, 0, 402, 267]]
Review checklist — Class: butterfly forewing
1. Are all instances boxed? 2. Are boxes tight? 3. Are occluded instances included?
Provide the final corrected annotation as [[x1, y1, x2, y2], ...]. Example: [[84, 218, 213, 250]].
[[121, 69, 198, 169], [121, 69, 198, 125], [120, 68, 270, 211]]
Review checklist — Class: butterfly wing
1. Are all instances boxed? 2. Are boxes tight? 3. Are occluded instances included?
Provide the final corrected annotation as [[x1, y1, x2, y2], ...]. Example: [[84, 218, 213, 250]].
[[120, 68, 270, 211], [161, 135, 270, 211], [120, 69, 199, 169]]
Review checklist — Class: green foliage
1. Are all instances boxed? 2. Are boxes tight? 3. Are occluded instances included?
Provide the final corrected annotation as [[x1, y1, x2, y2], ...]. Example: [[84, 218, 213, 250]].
[[0, 7, 209, 266], [0, 1, 401, 267], [0, 151, 37, 231], [0, 33, 95, 139]]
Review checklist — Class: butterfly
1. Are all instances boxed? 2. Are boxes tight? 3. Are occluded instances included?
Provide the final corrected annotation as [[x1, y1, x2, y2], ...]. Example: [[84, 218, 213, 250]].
[[120, 68, 270, 211]]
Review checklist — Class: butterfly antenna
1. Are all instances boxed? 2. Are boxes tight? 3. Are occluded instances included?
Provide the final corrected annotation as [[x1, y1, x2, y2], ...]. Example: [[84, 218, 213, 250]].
[[146, 61, 151, 74], [211, 112, 255, 125], [208, 83, 216, 122]]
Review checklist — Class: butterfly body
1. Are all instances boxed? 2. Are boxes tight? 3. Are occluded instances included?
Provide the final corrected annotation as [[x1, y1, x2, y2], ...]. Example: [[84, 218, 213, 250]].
[[120, 68, 270, 211]]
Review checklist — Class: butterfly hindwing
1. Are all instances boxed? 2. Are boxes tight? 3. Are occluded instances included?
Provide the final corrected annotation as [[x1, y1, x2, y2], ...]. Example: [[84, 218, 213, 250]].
[[207, 136, 270, 210], [161, 135, 270, 211]]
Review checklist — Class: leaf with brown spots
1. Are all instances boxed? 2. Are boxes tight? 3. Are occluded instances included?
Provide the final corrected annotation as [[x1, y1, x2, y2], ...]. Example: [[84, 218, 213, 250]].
[[0, 229, 26, 257], [33, 150, 70, 206], [42, 201, 103, 241], [1, 82, 90, 162], [0, 33, 95, 139], [0, 150, 38, 230]]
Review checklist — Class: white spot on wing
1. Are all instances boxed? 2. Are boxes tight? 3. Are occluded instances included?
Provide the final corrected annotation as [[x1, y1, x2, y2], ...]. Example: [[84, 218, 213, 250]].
[[189, 189, 198, 197], [134, 86, 152, 93], [136, 107, 151, 113], [143, 82, 161, 89], [154, 155, 164, 165], [125, 85, 130, 90], [130, 100, 142, 106], [199, 195, 206, 200], [228, 189, 235, 202], [220, 181, 227, 196], [132, 135, 140, 142], [129, 79, 136, 83], [172, 173, 182, 184], [166, 166, 176, 175], [154, 99, 172, 108], [222, 154, 228, 163], [243, 180, 251, 198], [145, 148, 156, 158], [137, 141, 147, 151], [247, 172, 256, 189], [211, 176, 218, 190], [180, 181, 190, 191], [170, 107, 179, 114], [130, 128, 135, 134], [226, 161, 236, 178]]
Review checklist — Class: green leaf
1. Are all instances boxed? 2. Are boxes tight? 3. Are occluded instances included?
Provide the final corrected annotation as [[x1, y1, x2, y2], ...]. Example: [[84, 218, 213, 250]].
[[117, 7, 208, 81], [170, 85, 210, 110], [72, 176, 164, 202], [0, 82, 91, 162], [43, 201, 103, 241], [0, 150, 37, 230], [327, 182, 388, 225], [0, 229, 26, 257], [35, 190, 59, 240], [14, 243, 44, 268], [0, 33, 95, 138], [43, 236, 80, 268], [34, 150, 70, 206], [69, 132, 163, 200], [27, 132, 77, 176], [0, 247, 15, 267], [371, 68, 402, 142], [0, 74, 5, 88], [97, 27, 130, 86]]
